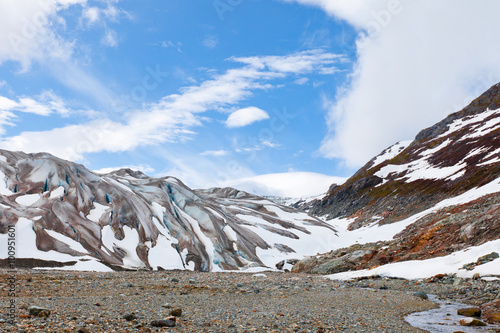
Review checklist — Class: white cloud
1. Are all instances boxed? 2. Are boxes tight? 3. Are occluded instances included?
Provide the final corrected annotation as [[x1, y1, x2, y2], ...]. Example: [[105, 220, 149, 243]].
[[0, 91, 73, 135], [285, 0, 500, 168], [0, 0, 87, 69], [101, 29, 118, 47], [225, 107, 270, 128], [200, 150, 230, 157], [231, 49, 344, 74], [222, 172, 347, 197], [203, 35, 219, 49], [0, 49, 342, 161], [280, 0, 386, 28], [293, 77, 309, 85], [261, 140, 280, 148], [80, 3, 129, 48], [82, 7, 101, 26], [81, 3, 128, 26], [161, 41, 183, 52]]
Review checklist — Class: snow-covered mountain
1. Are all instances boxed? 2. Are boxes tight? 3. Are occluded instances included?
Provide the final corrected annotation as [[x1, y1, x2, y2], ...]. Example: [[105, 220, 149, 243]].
[[294, 82, 500, 279], [0, 150, 338, 271]]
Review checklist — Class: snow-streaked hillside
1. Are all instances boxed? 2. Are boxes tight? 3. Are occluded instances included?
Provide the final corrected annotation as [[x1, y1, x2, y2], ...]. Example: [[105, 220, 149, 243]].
[[0, 150, 338, 271], [293, 82, 500, 280]]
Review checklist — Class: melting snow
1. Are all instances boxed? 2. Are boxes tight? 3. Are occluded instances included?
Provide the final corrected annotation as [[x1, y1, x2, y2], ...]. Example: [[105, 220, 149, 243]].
[[325, 176, 500, 280], [327, 238, 500, 280]]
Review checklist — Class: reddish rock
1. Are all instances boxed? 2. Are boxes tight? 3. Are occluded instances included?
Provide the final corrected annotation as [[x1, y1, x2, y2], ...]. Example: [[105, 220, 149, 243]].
[[485, 312, 500, 324], [459, 318, 487, 326], [457, 307, 481, 317], [482, 299, 500, 309]]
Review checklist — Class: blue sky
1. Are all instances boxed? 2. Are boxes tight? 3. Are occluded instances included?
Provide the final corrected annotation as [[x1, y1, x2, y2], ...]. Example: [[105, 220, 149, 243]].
[[1, 1, 500, 194]]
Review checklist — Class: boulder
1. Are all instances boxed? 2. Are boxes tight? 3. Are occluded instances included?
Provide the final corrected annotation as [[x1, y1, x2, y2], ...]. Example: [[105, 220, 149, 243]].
[[459, 318, 487, 326], [457, 307, 481, 317], [485, 312, 500, 324]]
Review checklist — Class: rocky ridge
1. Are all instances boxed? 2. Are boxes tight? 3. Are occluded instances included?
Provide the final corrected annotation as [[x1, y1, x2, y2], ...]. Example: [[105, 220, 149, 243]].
[[0, 150, 337, 271]]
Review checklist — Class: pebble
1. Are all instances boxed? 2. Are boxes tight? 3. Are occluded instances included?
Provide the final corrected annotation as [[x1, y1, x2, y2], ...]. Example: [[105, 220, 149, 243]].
[[151, 319, 176, 327], [413, 291, 428, 300], [169, 308, 183, 317], [123, 313, 137, 321], [28, 306, 51, 317]]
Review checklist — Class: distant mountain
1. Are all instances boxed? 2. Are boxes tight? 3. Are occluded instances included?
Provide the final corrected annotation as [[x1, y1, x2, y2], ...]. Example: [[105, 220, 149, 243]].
[[294, 83, 500, 278], [221, 172, 347, 198], [0, 150, 337, 271]]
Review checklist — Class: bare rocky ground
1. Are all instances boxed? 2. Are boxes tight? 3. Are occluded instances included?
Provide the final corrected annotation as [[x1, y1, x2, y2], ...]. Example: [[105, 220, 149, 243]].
[[0, 269, 439, 333]]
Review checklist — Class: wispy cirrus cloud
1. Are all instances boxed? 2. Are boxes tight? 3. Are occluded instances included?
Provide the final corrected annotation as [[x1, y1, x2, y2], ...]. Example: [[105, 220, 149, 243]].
[[0, 91, 74, 135], [0, 1, 128, 112], [0, 49, 343, 161], [200, 150, 230, 157], [203, 35, 219, 49]]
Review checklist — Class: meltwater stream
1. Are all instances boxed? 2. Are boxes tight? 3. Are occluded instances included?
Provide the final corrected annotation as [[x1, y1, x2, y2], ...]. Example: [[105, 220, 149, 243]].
[[406, 294, 500, 333]]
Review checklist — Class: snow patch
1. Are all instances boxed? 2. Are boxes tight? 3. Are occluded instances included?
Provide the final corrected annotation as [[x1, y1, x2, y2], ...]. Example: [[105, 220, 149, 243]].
[[371, 140, 412, 166], [15, 194, 40, 206], [87, 203, 108, 222], [49, 186, 65, 199], [327, 239, 500, 280]]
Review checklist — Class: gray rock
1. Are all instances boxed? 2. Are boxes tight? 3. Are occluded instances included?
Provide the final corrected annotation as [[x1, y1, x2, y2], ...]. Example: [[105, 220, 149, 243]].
[[151, 319, 176, 327], [413, 291, 428, 300], [123, 313, 137, 321], [169, 308, 182, 317], [29, 306, 51, 317]]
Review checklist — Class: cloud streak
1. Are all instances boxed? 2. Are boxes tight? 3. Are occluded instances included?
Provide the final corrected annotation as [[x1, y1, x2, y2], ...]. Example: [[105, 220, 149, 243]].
[[0, 49, 343, 161], [0, 91, 74, 135]]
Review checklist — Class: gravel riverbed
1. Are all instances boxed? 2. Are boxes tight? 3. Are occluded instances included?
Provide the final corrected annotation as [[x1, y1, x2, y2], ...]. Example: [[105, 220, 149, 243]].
[[0, 269, 498, 333]]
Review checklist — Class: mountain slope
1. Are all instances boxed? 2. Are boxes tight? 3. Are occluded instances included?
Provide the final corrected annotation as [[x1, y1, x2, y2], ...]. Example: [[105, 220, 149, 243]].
[[311, 82, 500, 228], [294, 83, 500, 278], [0, 150, 337, 271]]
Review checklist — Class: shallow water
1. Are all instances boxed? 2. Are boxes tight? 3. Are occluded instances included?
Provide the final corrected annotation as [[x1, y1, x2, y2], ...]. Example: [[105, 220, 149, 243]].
[[406, 294, 500, 333]]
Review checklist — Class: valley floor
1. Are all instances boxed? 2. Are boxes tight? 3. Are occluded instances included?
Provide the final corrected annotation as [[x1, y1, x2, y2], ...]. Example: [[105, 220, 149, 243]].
[[0, 270, 432, 333], [0, 269, 498, 333]]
